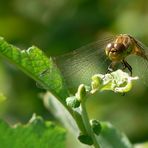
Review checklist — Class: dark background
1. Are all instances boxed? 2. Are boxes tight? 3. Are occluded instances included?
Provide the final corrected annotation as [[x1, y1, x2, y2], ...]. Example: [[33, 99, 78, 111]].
[[0, 0, 148, 146]]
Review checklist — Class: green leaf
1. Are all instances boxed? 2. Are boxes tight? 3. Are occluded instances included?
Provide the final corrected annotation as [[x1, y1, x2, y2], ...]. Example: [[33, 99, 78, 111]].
[[0, 37, 69, 103], [78, 133, 93, 145], [90, 119, 101, 136], [66, 96, 80, 108], [98, 122, 133, 148], [0, 114, 66, 148]]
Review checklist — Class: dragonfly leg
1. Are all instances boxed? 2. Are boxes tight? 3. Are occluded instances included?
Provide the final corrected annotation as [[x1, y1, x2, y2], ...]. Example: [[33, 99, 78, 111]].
[[106, 62, 115, 73], [122, 60, 132, 76]]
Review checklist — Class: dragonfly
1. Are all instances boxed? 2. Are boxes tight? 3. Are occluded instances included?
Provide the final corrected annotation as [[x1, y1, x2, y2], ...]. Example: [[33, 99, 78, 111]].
[[54, 34, 148, 91]]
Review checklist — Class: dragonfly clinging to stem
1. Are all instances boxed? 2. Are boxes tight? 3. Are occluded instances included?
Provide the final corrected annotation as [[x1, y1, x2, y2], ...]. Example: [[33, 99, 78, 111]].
[[51, 34, 148, 90], [105, 34, 148, 75]]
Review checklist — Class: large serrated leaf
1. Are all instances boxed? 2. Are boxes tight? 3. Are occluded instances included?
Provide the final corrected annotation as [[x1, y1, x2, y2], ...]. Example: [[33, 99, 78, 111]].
[[0, 37, 69, 103], [0, 115, 66, 148]]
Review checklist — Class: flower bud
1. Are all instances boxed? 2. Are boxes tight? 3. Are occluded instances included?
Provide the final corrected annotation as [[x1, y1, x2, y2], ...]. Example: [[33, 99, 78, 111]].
[[75, 84, 86, 102]]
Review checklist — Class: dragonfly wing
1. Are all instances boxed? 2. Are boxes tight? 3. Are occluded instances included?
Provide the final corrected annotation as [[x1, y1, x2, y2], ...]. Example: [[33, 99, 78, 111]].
[[54, 37, 114, 91], [132, 37, 148, 60], [126, 53, 148, 86], [131, 37, 148, 85]]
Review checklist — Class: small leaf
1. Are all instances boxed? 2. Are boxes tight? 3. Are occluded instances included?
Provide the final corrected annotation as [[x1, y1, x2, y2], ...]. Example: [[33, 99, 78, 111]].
[[90, 119, 101, 136], [78, 133, 93, 145], [0, 114, 66, 148], [66, 96, 80, 108]]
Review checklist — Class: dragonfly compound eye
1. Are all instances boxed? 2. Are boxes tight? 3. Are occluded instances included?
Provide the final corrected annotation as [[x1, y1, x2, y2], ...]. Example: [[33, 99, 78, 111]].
[[105, 42, 127, 61], [105, 43, 114, 56], [114, 43, 126, 53]]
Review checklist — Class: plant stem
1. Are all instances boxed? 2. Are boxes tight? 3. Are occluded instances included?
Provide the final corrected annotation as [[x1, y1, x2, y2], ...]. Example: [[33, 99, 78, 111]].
[[80, 102, 100, 148], [73, 110, 87, 134]]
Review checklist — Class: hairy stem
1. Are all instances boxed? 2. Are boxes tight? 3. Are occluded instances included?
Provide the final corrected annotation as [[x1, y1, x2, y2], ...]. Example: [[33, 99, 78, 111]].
[[80, 102, 100, 148]]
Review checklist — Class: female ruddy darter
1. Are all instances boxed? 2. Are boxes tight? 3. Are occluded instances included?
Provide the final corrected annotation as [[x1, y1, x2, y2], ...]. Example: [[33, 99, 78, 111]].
[[105, 34, 148, 75], [54, 34, 148, 89]]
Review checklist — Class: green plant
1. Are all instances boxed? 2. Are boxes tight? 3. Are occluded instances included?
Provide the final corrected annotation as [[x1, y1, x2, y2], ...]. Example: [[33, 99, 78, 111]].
[[0, 37, 146, 148]]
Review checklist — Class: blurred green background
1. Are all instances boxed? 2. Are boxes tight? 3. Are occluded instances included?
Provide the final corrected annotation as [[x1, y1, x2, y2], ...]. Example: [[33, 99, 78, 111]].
[[0, 0, 148, 147]]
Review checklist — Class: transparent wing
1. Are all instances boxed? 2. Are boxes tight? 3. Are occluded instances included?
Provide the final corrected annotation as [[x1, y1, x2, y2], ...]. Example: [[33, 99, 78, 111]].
[[126, 38, 148, 86], [54, 36, 115, 91], [126, 55, 148, 86], [134, 37, 148, 60], [134, 38, 148, 85]]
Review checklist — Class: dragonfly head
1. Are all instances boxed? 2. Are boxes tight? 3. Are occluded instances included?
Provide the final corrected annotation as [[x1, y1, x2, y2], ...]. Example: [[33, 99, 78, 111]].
[[105, 42, 127, 61]]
